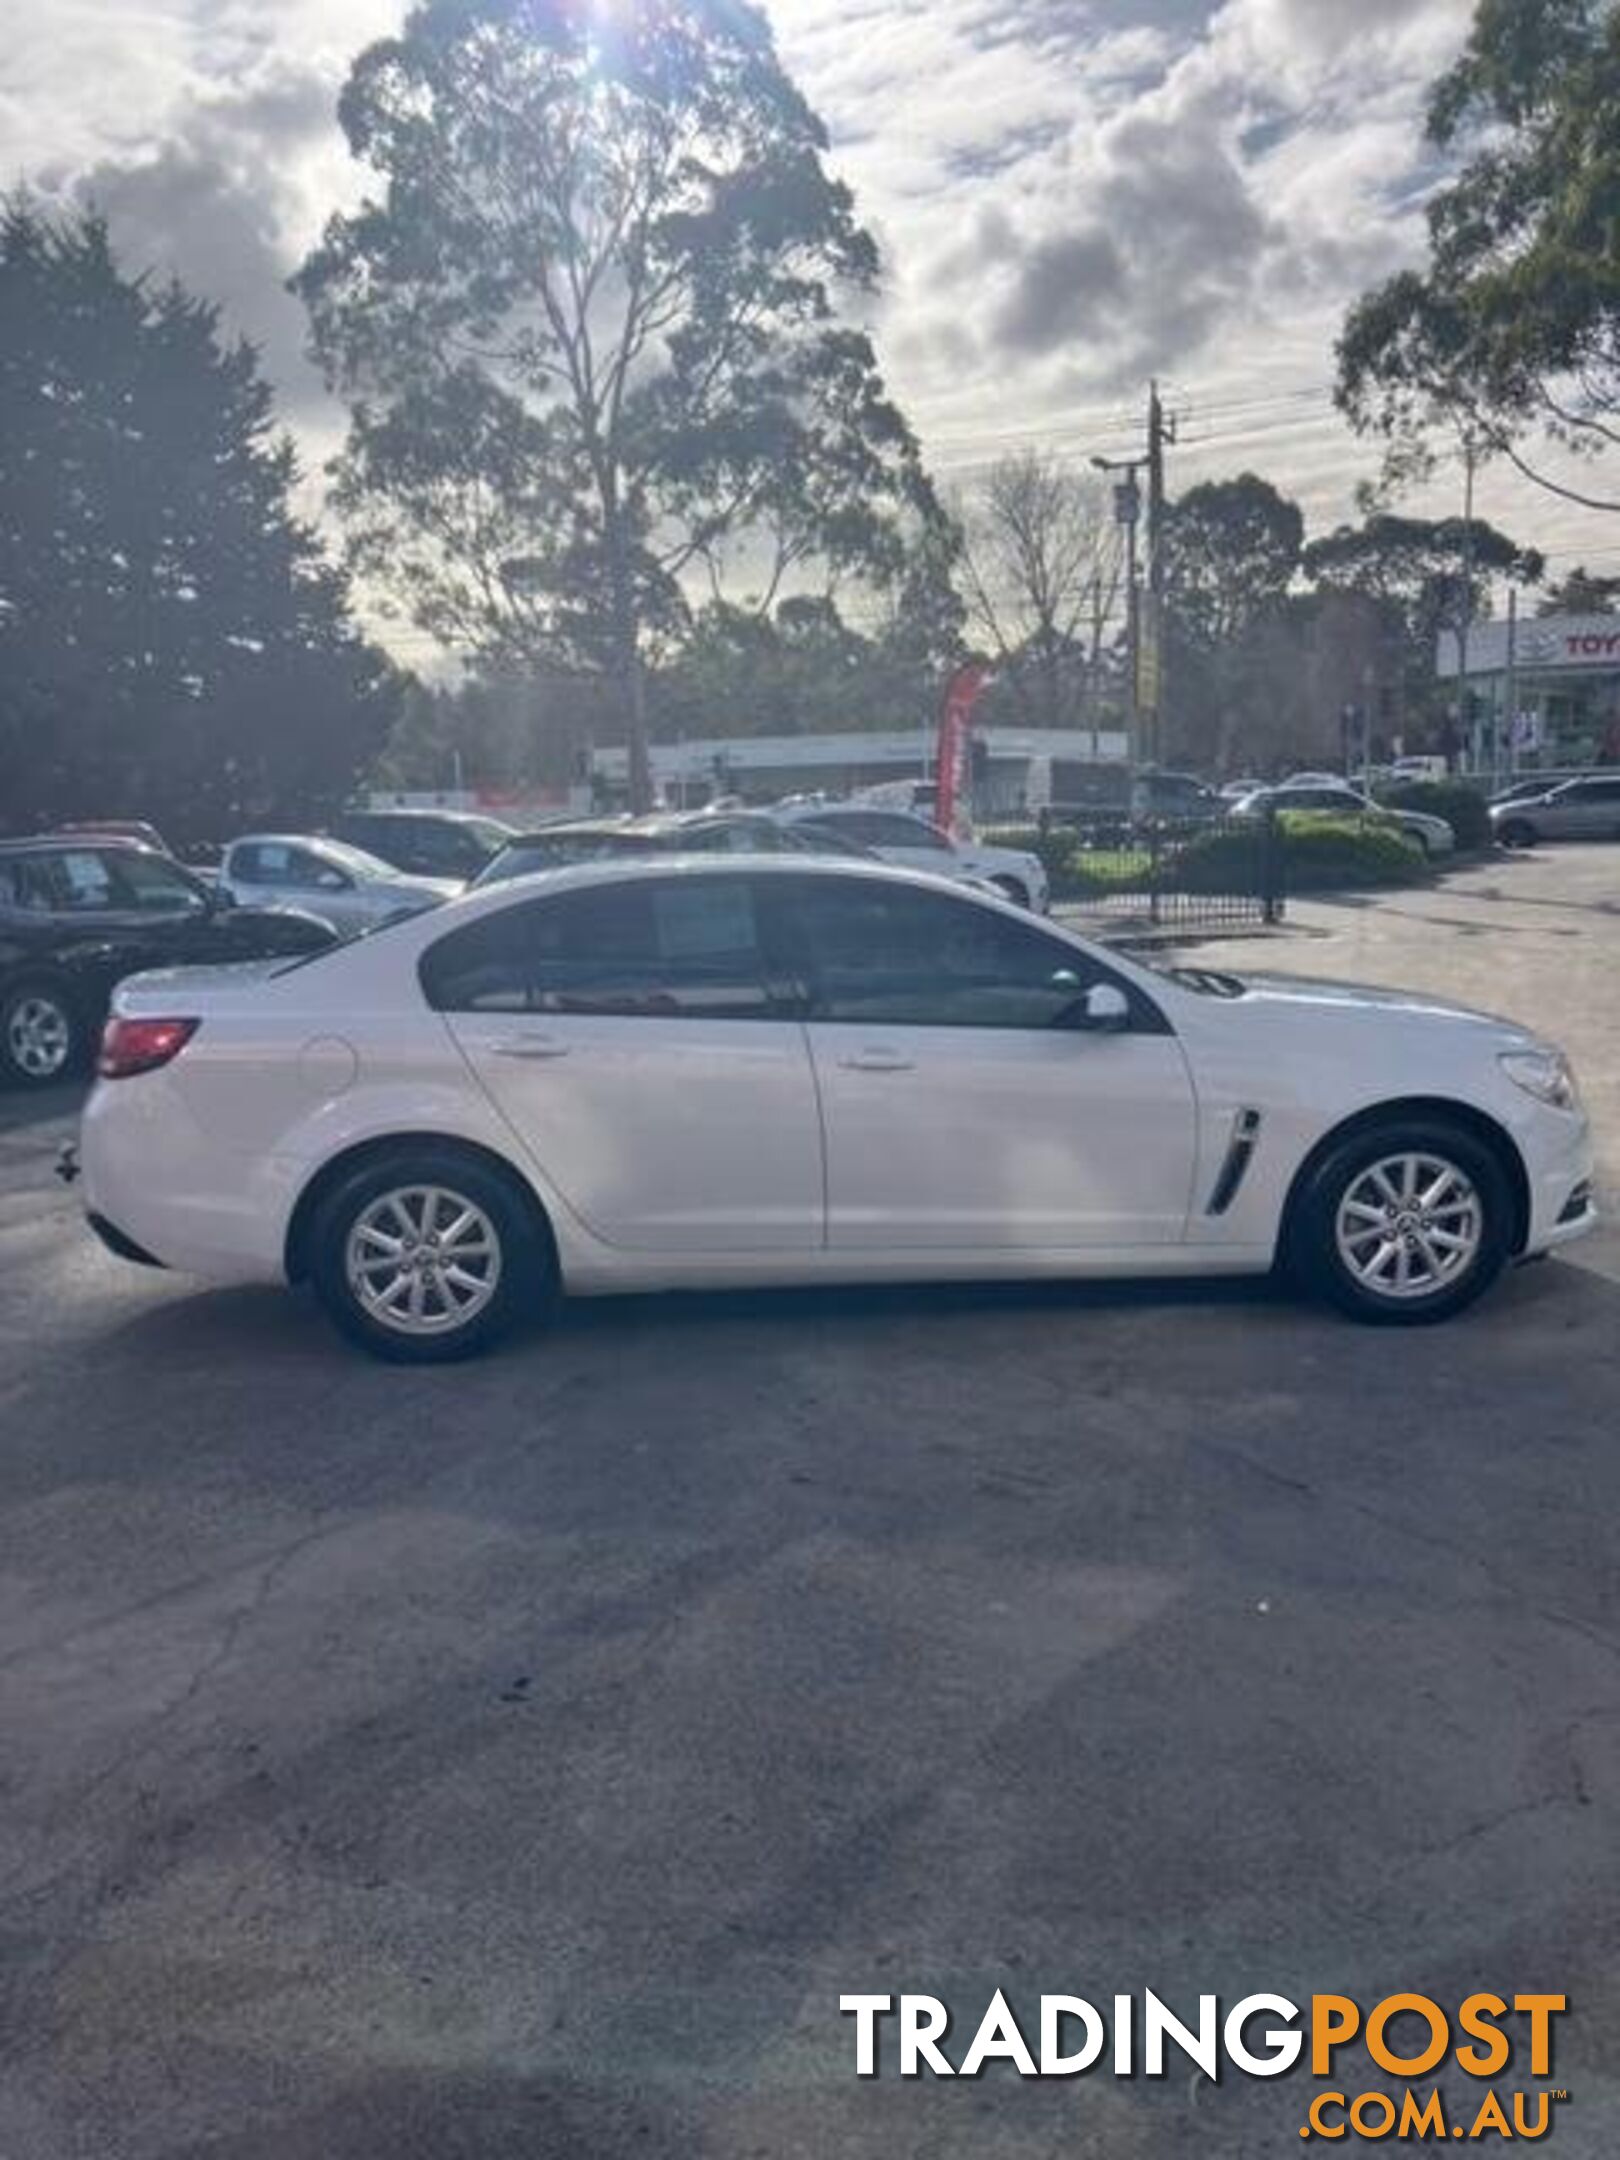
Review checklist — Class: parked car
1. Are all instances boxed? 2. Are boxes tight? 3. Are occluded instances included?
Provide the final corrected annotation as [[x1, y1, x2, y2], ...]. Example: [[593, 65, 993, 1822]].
[[329, 807, 517, 882], [854, 779, 938, 815], [1490, 775, 1620, 848], [74, 857, 1594, 1358], [1389, 756, 1450, 783], [1134, 771, 1224, 821], [1234, 785, 1456, 858], [1219, 777, 1266, 802], [1042, 769, 1223, 828], [474, 809, 879, 888], [0, 837, 335, 1087], [220, 835, 460, 933], [770, 802, 1050, 909]]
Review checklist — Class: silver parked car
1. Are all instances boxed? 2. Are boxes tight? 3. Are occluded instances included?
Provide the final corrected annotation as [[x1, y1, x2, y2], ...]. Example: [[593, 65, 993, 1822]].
[[220, 835, 459, 934], [1490, 776, 1620, 848]]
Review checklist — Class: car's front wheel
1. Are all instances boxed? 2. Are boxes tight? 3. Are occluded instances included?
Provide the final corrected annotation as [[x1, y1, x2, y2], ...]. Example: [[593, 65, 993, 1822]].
[[990, 875, 1031, 908], [1, 979, 85, 1088], [1292, 1120, 1513, 1325], [308, 1148, 552, 1361], [1496, 819, 1535, 849]]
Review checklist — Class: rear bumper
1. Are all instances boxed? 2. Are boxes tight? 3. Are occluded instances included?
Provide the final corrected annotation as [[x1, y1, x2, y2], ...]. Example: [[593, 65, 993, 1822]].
[[86, 1210, 167, 1268], [78, 1077, 290, 1283]]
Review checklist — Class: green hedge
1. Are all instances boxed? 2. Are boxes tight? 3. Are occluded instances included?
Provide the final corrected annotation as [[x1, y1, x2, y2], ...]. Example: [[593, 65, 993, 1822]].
[[1183, 814, 1424, 893], [1373, 780, 1492, 851], [987, 814, 1428, 899]]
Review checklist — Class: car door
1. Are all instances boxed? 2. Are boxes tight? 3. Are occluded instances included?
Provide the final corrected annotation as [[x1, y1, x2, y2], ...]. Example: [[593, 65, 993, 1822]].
[[232, 842, 366, 931], [6, 847, 162, 1015], [771, 874, 1198, 1251], [423, 874, 824, 1253], [1546, 779, 1620, 838]]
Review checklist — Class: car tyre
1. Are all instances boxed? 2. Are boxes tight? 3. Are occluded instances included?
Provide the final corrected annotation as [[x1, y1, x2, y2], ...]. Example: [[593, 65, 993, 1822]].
[[1, 978, 85, 1088], [1496, 819, 1535, 850], [990, 875, 1030, 908], [309, 1146, 553, 1362], [1291, 1118, 1513, 1326]]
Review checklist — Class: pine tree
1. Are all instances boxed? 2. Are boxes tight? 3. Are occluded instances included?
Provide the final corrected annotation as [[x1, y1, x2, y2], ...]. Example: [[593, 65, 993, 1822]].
[[0, 201, 398, 839]]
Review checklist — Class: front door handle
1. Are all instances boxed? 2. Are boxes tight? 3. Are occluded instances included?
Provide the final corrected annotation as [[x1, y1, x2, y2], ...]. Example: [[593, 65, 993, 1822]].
[[485, 1033, 571, 1060], [838, 1048, 915, 1073]]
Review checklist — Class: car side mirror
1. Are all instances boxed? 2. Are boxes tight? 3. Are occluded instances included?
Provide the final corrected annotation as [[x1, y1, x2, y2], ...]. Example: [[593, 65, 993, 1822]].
[[1070, 982, 1131, 1033]]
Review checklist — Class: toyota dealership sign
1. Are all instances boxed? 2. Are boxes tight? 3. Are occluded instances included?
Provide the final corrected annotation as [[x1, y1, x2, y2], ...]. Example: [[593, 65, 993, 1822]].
[[1438, 613, 1620, 676]]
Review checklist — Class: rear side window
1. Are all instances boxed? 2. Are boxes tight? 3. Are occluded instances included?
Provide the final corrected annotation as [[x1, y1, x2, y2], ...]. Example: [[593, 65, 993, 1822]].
[[421, 877, 778, 1019]]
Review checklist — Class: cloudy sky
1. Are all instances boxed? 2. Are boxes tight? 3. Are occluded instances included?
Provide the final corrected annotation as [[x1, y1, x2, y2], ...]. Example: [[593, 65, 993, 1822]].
[[9, 0, 1618, 659]]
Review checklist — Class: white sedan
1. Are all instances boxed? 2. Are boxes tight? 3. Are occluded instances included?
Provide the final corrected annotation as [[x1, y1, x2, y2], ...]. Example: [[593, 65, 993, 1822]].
[[770, 803, 1050, 911], [76, 858, 1594, 1360]]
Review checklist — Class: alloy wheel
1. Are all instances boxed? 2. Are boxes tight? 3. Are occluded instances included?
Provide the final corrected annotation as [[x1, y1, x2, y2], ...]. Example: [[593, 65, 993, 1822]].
[[344, 1184, 503, 1336], [7, 995, 72, 1080], [1334, 1152, 1483, 1303]]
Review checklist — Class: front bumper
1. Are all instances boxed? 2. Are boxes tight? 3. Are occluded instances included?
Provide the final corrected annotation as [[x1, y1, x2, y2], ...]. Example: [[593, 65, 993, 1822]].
[[1521, 1108, 1599, 1256]]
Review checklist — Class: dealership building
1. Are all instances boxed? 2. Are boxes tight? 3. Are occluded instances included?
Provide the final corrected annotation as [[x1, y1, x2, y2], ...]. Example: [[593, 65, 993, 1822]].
[[589, 724, 1129, 813], [1437, 613, 1620, 769]]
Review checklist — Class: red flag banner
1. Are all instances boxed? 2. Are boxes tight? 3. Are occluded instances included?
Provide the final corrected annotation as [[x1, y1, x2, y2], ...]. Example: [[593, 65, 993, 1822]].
[[936, 664, 990, 838]]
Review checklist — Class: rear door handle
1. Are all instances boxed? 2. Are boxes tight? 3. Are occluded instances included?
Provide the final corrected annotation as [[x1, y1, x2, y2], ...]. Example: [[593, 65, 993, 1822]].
[[838, 1048, 915, 1073], [485, 1033, 571, 1060]]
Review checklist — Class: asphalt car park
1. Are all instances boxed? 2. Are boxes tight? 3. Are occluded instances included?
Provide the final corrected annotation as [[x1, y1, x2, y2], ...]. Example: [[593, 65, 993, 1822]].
[[2, 848, 1618, 2156]]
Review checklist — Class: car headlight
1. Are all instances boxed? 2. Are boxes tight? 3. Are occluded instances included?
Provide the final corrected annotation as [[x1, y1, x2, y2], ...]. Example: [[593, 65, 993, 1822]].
[[1500, 1048, 1581, 1111]]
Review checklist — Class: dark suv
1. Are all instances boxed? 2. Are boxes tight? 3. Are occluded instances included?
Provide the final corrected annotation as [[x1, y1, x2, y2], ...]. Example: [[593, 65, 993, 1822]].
[[0, 838, 336, 1087], [330, 808, 516, 882]]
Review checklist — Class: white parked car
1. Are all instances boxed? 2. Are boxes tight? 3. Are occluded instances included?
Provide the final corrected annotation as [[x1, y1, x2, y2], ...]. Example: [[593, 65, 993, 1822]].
[[220, 834, 460, 935], [76, 858, 1593, 1360], [770, 802, 1049, 911]]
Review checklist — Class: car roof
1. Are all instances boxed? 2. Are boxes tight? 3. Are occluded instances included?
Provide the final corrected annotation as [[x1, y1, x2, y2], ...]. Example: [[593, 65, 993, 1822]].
[[0, 832, 164, 856], [436, 849, 998, 922], [496, 820, 651, 845], [230, 831, 371, 853], [341, 806, 508, 825]]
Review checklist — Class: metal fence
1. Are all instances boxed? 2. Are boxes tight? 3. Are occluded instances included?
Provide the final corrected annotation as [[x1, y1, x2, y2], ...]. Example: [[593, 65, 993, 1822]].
[[1034, 811, 1286, 935]]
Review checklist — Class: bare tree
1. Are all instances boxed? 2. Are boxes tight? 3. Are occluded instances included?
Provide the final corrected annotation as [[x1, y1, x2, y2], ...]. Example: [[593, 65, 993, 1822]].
[[956, 451, 1120, 733]]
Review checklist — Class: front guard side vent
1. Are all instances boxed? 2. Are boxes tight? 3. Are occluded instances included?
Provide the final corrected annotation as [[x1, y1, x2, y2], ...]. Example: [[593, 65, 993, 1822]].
[[1208, 1109, 1263, 1216]]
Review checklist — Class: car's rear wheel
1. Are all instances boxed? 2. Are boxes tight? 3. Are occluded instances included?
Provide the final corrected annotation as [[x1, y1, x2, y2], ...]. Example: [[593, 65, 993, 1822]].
[[1496, 819, 1535, 849], [1292, 1119, 1513, 1325], [1, 980, 84, 1088], [990, 875, 1031, 908], [308, 1148, 551, 1361]]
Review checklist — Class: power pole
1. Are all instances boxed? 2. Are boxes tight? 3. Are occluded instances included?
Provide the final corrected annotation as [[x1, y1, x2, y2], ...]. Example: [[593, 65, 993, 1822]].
[[1457, 432, 1478, 770], [1144, 381, 1176, 767], [1502, 584, 1519, 786]]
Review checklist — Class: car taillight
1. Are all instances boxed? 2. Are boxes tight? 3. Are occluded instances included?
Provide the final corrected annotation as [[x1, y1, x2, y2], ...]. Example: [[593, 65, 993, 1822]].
[[98, 1016, 200, 1080]]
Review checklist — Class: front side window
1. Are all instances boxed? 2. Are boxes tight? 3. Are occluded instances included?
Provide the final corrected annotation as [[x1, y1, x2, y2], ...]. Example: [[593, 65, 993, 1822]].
[[421, 876, 777, 1019], [781, 877, 1115, 1030]]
